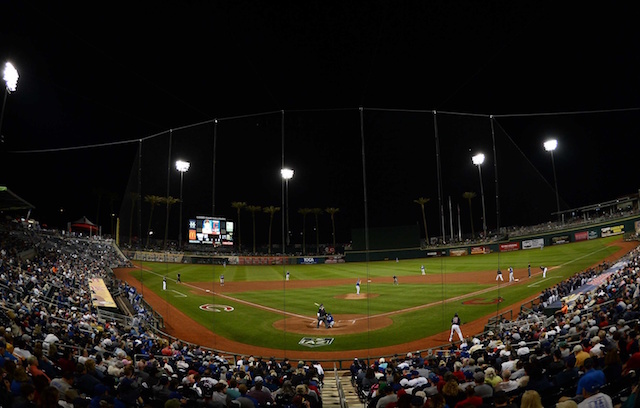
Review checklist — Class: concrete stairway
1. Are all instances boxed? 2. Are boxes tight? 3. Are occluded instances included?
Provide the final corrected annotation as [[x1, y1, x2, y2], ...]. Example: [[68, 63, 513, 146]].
[[320, 370, 363, 407]]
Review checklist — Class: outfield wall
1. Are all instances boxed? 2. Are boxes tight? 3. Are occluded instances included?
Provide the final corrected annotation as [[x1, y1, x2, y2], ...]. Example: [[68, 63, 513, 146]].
[[125, 215, 640, 265], [344, 214, 640, 262]]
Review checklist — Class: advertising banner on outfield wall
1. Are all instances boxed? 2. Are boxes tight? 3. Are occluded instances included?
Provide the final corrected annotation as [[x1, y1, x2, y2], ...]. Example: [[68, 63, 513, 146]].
[[238, 256, 286, 265], [574, 231, 588, 242], [298, 257, 318, 264], [552, 235, 570, 245], [471, 246, 490, 255], [450, 248, 468, 256], [500, 242, 520, 252], [601, 225, 625, 237], [522, 238, 544, 250]]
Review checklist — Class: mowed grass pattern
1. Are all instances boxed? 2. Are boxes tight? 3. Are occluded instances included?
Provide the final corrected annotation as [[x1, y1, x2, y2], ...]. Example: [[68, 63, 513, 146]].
[[129, 236, 624, 351]]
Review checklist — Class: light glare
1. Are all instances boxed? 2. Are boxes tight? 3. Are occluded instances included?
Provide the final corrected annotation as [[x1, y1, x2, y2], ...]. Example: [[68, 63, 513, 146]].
[[175, 160, 190, 172], [544, 139, 558, 152], [472, 153, 485, 165], [3, 62, 18, 93], [281, 168, 294, 180]]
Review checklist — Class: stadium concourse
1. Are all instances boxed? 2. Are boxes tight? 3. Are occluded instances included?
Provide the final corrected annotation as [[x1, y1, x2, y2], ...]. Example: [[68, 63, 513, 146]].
[[2, 221, 640, 408]]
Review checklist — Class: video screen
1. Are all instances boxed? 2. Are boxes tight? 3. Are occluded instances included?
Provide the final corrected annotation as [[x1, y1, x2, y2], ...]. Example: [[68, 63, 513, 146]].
[[188, 216, 234, 247]]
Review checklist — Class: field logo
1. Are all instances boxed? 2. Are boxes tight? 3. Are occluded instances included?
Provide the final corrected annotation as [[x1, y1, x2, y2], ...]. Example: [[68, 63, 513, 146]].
[[199, 304, 234, 312], [298, 337, 334, 348]]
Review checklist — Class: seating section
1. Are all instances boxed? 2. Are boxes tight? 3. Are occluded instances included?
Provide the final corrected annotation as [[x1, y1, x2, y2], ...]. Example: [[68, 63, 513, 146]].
[[2, 220, 640, 408]]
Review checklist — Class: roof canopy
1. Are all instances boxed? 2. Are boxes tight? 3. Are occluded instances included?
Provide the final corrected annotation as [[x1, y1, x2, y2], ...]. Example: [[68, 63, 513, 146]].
[[0, 186, 35, 211], [70, 216, 98, 232]]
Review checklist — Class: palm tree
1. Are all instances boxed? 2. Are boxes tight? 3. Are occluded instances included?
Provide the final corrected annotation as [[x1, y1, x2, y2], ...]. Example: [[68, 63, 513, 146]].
[[311, 208, 323, 254], [263, 205, 281, 255], [106, 192, 119, 237], [93, 187, 106, 226], [161, 196, 180, 249], [246, 205, 262, 253], [463, 192, 477, 238], [413, 197, 430, 245], [128, 192, 140, 246], [144, 195, 164, 247], [231, 201, 247, 252], [325, 207, 340, 250], [298, 208, 313, 255]]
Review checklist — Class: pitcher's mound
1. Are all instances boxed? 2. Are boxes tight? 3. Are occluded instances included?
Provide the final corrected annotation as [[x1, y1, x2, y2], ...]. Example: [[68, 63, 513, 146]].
[[335, 293, 380, 300]]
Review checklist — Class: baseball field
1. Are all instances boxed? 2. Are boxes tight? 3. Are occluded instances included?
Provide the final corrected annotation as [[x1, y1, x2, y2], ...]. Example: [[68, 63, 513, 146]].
[[115, 235, 636, 360]]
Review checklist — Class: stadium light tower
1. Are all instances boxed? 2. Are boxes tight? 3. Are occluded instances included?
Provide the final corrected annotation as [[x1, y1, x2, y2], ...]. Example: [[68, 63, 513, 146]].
[[472, 153, 487, 238], [0, 62, 19, 142], [281, 168, 294, 250], [176, 160, 191, 248], [543, 139, 562, 224]]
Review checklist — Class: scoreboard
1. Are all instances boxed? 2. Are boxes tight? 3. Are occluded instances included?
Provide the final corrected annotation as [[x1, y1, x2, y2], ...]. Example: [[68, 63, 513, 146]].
[[188, 216, 234, 247]]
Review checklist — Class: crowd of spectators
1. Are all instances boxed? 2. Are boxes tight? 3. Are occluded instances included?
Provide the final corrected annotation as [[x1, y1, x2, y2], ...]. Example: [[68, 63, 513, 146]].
[[3, 218, 640, 408], [0, 221, 328, 408], [351, 245, 640, 408]]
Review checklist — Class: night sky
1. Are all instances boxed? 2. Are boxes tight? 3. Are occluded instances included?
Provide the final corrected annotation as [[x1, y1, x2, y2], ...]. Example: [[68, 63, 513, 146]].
[[1, 2, 639, 247]]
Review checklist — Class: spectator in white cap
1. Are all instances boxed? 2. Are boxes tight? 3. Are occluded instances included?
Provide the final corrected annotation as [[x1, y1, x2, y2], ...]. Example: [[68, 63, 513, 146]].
[[501, 352, 517, 373], [589, 336, 604, 359], [516, 341, 530, 357]]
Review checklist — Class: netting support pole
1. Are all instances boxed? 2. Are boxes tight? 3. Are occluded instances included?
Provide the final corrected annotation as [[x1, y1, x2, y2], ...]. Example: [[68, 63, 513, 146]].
[[490, 116, 501, 233]]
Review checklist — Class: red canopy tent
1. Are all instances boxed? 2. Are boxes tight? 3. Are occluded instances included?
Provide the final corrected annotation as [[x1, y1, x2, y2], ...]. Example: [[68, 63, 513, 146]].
[[69, 216, 99, 235]]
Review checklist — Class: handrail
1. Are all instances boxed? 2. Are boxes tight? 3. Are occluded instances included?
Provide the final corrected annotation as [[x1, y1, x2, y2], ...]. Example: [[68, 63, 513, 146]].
[[335, 363, 348, 408]]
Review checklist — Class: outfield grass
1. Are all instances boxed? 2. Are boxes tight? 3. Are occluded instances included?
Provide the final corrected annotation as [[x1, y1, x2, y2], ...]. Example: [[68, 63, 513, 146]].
[[128, 236, 624, 351]]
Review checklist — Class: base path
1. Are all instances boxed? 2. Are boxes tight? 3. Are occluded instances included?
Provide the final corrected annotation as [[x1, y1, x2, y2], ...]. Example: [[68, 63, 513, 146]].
[[113, 239, 637, 362]]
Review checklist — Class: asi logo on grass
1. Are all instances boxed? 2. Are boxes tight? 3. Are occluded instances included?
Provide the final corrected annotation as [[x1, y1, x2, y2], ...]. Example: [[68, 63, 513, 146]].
[[298, 337, 334, 348], [199, 304, 234, 312]]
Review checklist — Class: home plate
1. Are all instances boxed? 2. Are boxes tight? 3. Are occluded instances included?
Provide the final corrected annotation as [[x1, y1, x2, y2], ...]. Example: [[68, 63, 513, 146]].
[[206, 289, 210, 292]]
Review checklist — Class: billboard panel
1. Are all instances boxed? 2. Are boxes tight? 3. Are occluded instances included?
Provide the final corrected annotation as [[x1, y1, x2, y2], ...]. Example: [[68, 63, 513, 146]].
[[188, 216, 234, 246]]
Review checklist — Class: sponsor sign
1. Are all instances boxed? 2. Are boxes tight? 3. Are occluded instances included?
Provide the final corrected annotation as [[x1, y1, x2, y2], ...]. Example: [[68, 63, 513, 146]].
[[238, 256, 285, 265], [588, 230, 598, 240], [500, 242, 520, 252], [552, 235, 570, 245], [298, 337, 334, 348], [574, 231, 588, 242], [426, 251, 443, 257], [470, 246, 490, 255], [298, 257, 317, 264], [601, 225, 624, 237], [522, 238, 544, 250], [450, 248, 468, 257]]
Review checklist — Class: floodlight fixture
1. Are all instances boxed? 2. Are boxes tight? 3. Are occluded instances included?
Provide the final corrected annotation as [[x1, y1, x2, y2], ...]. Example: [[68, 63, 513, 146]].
[[281, 168, 294, 180], [544, 139, 558, 152], [3, 62, 18, 93], [176, 160, 190, 173], [472, 153, 485, 166]]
